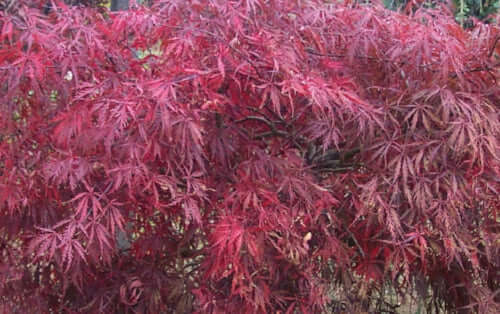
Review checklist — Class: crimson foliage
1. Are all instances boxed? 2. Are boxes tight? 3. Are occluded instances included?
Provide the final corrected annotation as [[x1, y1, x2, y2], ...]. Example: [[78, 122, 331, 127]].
[[1, 1, 499, 313]]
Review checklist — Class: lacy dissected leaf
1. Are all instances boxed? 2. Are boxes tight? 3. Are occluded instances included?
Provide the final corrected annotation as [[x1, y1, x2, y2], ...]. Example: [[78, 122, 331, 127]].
[[0, 1, 498, 313]]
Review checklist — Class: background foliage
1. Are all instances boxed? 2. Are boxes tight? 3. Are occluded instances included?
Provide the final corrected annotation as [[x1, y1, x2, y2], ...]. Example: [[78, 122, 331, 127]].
[[0, 0, 499, 313], [382, 0, 500, 26]]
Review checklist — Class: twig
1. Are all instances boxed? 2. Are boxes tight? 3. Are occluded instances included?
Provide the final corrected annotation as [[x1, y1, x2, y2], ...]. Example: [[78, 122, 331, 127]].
[[345, 226, 365, 258], [235, 115, 274, 128], [315, 165, 356, 173], [235, 114, 291, 140], [254, 130, 289, 139], [488, 36, 500, 58]]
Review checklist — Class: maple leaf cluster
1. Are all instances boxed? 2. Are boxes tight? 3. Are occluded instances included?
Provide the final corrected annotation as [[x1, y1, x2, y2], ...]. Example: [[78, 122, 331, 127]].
[[0, 0, 499, 313]]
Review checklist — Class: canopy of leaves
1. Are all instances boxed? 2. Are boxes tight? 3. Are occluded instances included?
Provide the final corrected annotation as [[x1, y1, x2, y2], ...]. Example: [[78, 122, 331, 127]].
[[0, 0, 499, 313]]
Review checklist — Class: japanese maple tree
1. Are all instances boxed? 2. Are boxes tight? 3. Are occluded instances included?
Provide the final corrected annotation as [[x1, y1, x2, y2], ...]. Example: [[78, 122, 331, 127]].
[[0, 0, 499, 313]]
